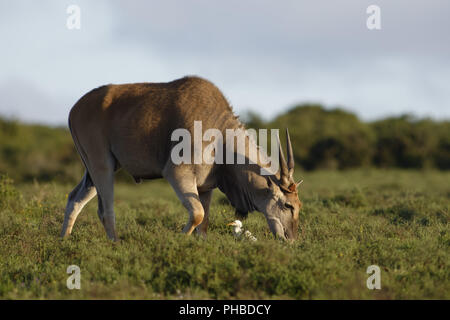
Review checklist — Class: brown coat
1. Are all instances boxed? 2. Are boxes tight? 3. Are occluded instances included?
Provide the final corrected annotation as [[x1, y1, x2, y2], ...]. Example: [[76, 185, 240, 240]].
[[61, 76, 301, 241]]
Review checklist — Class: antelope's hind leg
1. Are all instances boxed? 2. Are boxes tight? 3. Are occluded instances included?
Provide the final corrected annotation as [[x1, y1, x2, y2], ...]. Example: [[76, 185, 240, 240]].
[[97, 194, 105, 227], [61, 171, 97, 238], [87, 153, 118, 241]]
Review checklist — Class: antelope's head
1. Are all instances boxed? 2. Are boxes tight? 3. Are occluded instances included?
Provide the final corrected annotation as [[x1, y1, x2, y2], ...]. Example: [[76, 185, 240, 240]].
[[258, 129, 303, 240]]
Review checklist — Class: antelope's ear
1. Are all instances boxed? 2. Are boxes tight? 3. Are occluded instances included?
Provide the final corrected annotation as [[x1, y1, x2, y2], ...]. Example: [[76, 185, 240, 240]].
[[280, 184, 294, 193], [266, 176, 276, 190], [288, 183, 297, 192]]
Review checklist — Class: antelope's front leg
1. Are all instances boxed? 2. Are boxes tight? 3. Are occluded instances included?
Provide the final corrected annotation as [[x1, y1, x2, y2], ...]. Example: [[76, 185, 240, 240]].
[[196, 190, 212, 237], [164, 166, 204, 235], [180, 193, 205, 235]]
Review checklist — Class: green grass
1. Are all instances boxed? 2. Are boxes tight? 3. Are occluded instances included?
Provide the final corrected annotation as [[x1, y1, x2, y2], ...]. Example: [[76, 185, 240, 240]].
[[0, 169, 448, 299]]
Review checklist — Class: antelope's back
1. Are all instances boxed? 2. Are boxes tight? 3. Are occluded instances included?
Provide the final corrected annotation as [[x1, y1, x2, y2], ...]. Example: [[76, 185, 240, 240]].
[[69, 76, 239, 179]]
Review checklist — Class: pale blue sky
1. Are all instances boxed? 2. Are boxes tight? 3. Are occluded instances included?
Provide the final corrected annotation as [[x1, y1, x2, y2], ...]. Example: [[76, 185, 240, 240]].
[[0, 0, 449, 125]]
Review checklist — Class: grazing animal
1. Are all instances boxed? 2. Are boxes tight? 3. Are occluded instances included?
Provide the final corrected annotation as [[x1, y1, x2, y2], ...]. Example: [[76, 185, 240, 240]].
[[227, 220, 257, 241], [60, 76, 302, 241]]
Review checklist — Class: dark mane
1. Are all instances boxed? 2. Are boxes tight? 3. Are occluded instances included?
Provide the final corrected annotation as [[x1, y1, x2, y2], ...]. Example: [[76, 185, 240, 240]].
[[217, 164, 258, 216]]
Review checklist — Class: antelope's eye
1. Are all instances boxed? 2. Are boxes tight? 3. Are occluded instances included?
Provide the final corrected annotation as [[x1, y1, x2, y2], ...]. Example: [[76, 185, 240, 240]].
[[285, 201, 294, 210]]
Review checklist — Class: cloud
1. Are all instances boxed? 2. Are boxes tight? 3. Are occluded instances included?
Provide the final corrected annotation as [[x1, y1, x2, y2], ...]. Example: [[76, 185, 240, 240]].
[[0, 0, 449, 124], [0, 78, 67, 124]]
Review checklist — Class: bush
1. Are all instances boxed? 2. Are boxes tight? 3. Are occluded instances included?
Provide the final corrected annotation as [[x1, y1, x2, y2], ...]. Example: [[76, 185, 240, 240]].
[[0, 118, 83, 184], [433, 122, 450, 170], [267, 105, 375, 170], [0, 174, 20, 210], [244, 106, 449, 171], [0, 105, 449, 184], [371, 116, 442, 169]]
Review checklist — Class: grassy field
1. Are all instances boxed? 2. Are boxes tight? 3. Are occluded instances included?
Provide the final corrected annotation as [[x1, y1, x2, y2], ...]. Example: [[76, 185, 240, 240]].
[[0, 169, 448, 299]]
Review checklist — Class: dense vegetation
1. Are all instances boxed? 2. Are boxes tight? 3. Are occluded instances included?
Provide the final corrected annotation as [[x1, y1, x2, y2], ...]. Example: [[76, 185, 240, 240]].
[[1, 105, 449, 185], [0, 170, 448, 299], [246, 104, 450, 171], [0, 107, 448, 299], [0, 118, 82, 183]]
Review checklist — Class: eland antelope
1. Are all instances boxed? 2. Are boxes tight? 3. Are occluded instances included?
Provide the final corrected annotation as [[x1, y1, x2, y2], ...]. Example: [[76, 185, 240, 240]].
[[60, 76, 302, 241]]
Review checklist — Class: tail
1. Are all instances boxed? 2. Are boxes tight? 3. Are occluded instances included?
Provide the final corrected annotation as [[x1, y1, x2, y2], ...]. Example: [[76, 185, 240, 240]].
[[68, 112, 90, 172]]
